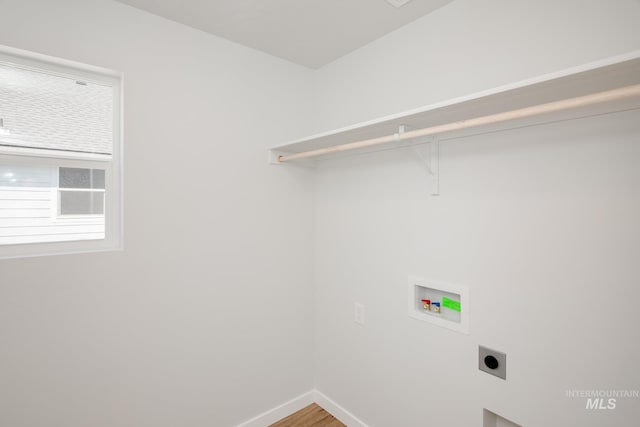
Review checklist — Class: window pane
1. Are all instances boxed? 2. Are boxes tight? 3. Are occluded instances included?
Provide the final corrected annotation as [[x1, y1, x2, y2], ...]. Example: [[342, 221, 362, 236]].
[[59, 190, 104, 215], [0, 165, 56, 187], [59, 167, 105, 189]]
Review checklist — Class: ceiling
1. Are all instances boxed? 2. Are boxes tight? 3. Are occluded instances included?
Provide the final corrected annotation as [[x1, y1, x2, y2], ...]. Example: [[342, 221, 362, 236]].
[[114, 0, 454, 69]]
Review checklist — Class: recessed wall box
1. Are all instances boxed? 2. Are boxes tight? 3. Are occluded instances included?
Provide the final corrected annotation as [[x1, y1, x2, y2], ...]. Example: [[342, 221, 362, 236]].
[[408, 276, 469, 334], [386, 0, 414, 8]]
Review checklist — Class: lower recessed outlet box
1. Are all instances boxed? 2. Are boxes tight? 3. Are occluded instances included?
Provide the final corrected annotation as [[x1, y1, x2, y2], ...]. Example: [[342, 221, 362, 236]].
[[479, 346, 506, 380], [483, 409, 521, 427]]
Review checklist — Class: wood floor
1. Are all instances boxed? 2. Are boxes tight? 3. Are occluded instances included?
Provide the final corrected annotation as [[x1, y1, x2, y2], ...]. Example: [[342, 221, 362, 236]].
[[269, 403, 346, 427]]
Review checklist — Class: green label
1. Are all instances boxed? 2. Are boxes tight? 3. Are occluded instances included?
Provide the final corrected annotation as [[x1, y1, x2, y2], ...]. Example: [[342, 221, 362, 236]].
[[442, 297, 461, 312]]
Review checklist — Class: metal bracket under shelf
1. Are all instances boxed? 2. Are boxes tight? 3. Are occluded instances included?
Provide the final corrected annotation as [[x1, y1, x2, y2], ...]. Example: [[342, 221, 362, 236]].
[[400, 125, 439, 196]]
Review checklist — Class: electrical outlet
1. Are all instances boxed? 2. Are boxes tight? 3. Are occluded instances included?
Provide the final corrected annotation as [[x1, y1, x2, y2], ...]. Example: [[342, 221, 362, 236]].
[[479, 346, 507, 380], [354, 302, 365, 325]]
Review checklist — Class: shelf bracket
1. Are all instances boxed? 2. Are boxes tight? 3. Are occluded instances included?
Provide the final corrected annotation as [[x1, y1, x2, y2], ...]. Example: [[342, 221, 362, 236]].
[[399, 125, 439, 196]]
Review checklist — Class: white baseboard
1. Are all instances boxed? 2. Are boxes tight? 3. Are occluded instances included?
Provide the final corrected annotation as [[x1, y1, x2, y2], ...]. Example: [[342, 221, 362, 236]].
[[235, 389, 369, 427], [236, 390, 315, 427], [314, 390, 369, 427]]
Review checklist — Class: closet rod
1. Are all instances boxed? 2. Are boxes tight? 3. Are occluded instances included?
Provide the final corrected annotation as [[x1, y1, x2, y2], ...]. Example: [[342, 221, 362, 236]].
[[278, 83, 640, 163]]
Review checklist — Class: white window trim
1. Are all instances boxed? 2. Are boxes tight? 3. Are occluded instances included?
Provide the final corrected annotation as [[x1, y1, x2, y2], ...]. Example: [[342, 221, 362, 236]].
[[0, 44, 123, 259]]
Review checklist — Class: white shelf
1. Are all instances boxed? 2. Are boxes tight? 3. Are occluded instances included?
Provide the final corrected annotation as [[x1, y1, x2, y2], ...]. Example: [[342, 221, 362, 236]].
[[270, 51, 640, 163]]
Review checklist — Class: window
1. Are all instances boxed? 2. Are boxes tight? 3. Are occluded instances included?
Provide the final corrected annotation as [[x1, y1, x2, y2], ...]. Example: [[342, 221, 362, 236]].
[[58, 168, 106, 216], [0, 47, 122, 258]]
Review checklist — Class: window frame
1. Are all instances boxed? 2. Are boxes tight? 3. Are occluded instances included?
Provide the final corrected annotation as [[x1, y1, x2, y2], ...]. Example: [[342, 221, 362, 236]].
[[0, 45, 123, 259]]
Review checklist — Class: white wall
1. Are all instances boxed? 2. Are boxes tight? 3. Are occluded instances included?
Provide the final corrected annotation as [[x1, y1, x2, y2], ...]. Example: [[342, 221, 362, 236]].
[[311, 0, 640, 426], [2, 1, 640, 426], [0, 1, 315, 426]]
